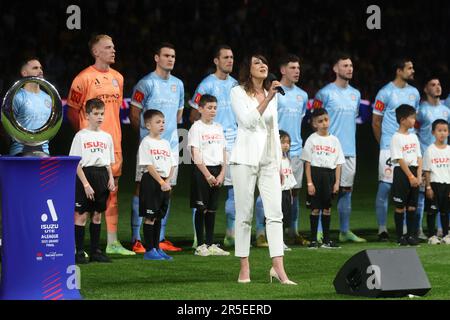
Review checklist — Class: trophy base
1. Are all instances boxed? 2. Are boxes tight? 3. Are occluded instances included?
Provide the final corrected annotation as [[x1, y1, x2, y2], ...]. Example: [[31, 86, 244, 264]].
[[19, 146, 50, 158]]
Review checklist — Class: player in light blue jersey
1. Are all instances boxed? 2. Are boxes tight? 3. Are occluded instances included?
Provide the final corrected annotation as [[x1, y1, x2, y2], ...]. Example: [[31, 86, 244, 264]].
[[313, 53, 366, 244], [445, 94, 450, 108], [372, 58, 420, 241], [255, 54, 310, 247], [129, 43, 184, 253], [10, 58, 52, 156], [416, 77, 449, 238], [188, 45, 241, 248]]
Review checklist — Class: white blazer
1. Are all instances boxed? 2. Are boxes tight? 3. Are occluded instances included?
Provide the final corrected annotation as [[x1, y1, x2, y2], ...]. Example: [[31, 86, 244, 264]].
[[230, 85, 282, 167]]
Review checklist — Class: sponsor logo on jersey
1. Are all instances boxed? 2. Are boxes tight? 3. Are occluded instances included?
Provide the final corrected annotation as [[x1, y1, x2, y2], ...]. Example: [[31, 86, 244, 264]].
[[431, 157, 450, 165], [133, 90, 144, 104], [314, 145, 336, 154], [84, 141, 108, 150], [70, 90, 82, 104], [149, 149, 171, 158], [402, 143, 417, 152], [374, 100, 385, 112]]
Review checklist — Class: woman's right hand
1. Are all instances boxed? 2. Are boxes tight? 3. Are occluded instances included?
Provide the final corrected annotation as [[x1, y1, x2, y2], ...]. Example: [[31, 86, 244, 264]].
[[267, 80, 281, 100]]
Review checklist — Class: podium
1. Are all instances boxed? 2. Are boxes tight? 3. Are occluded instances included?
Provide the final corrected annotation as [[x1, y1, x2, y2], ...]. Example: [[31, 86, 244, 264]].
[[0, 156, 82, 300]]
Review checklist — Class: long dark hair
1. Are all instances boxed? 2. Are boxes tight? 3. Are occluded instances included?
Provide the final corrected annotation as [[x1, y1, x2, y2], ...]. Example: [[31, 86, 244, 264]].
[[239, 54, 271, 96]]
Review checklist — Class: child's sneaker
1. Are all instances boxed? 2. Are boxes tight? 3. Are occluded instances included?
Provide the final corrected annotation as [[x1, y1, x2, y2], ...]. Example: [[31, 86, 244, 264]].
[[321, 240, 341, 249], [428, 235, 441, 245], [307, 240, 319, 249], [194, 244, 210, 256], [441, 235, 450, 245], [283, 242, 292, 251], [75, 251, 88, 264], [397, 236, 408, 246], [90, 249, 112, 263], [144, 248, 165, 260], [406, 236, 419, 246], [208, 244, 230, 256], [156, 248, 173, 260]]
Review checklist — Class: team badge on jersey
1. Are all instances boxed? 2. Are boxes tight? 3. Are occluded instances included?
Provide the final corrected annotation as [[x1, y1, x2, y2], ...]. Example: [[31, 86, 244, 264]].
[[296, 95, 303, 102], [374, 100, 385, 112], [133, 90, 144, 104], [112, 79, 119, 87], [194, 93, 202, 105], [351, 94, 356, 101], [171, 85, 177, 92], [409, 94, 416, 101]]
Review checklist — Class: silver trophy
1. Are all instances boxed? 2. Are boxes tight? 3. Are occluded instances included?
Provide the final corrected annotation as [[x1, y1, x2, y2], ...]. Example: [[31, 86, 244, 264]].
[[1, 77, 62, 157]]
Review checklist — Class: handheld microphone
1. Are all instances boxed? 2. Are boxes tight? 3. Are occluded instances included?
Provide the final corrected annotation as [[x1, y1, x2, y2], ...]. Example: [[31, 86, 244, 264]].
[[267, 73, 285, 95]]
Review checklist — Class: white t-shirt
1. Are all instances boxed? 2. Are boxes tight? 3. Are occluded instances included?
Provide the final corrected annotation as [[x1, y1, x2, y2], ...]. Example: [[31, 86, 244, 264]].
[[301, 132, 345, 169], [69, 129, 115, 167], [390, 132, 422, 166], [188, 120, 225, 166], [281, 157, 297, 191], [138, 136, 176, 177], [423, 144, 450, 184]]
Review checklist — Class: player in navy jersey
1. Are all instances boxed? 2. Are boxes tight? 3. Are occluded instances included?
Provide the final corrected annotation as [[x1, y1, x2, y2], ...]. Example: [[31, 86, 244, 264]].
[[372, 58, 420, 241], [189, 45, 248, 248], [10, 58, 51, 156], [129, 43, 185, 253], [312, 53, 366, 243], [255, 54, 309, 246], [416, 76, 449, 238]]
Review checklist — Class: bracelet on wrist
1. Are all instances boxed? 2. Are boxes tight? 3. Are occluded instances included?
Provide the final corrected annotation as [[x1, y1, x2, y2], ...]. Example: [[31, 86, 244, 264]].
[[426, 186, 432, 190], [83, 183, 90, 188], [307, 183, 313, 186]]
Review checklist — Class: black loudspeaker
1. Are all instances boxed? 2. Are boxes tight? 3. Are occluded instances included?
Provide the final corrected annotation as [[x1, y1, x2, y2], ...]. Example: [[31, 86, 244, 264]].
[[333, 248, 431, 298]]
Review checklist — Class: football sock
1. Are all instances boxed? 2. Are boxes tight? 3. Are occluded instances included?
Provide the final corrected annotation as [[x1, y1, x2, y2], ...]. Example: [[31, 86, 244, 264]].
[[195, 209, 205, 246], [426, 213, 436, 238], [131, 195, 142, 242], [338, 191, 351, 233], [89, 222, 101, 253], [321, 214, 331, 243], [205, 211, 215, 246], [395, 211, 404, 239], [310, 214, 319, 242], [75, 225, 85, 253], [143, 223, 154, 251]]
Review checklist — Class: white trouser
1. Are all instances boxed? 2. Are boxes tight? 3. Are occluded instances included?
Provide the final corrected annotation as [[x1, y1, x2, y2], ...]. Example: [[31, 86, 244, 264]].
[[231, 161, 284, 258]]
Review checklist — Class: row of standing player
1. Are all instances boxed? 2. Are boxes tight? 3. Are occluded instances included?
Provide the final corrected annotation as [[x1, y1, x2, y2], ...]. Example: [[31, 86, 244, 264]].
[[54, 34, 450, 260]]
